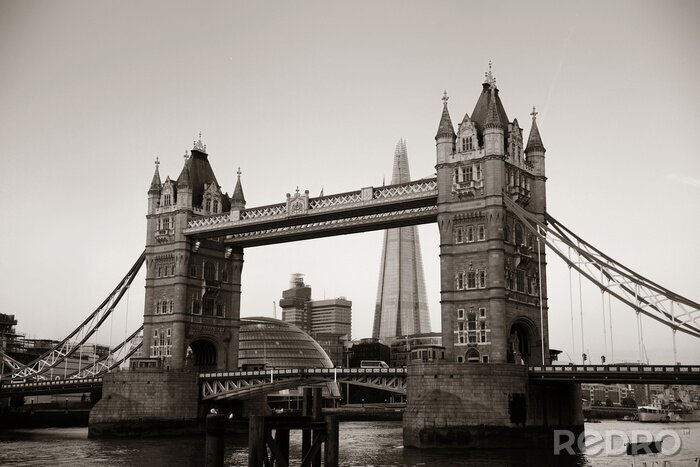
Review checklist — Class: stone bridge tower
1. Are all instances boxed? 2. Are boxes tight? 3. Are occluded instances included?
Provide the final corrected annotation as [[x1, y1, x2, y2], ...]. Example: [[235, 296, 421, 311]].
[[435, 68, 549, 366], [404, 69, 582, 449], [142, 135, 244, 371]]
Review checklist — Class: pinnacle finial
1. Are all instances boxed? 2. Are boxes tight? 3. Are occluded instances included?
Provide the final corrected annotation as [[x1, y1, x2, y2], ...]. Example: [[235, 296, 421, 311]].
[[193, 131, 207, 152], [442, 90, 449, 105], [155, 156, 160, 168], [296, 186, 299, 194], [485, 60, 496, 87], [530, 106, 538, 120], [237, 167, 242, 178]]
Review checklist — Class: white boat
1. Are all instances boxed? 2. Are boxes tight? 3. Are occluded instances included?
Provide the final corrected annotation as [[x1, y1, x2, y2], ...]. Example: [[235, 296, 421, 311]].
[[637, 406, 669, 422]]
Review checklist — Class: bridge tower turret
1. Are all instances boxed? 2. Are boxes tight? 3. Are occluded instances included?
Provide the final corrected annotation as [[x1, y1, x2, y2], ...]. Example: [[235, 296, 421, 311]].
[[141, 134, 243, 372], [434, 67, 549, 366]]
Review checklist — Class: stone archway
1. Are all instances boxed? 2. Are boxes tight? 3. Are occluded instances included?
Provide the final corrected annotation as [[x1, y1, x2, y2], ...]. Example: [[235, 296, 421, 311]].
[[508, 318, 539, 365], [187, 339, 218, 370]]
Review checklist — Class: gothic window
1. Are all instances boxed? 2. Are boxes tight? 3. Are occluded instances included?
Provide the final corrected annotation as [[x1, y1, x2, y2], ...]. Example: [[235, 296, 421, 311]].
[[515, 223, 523, 246], [457, 272, 465, 290], [191, 297, 202, 315], [203, 299, 215, 316], [157, 267, 162, 278], [479, 307, 486, 318], [505, 268, 513, 289], [476, 163, 482, 180], [517, 270, 526, 292], [457, 308, 465, 320], [455, 228, 464, 244], [467, 311, 478, 344], [204, 262, 216, 281], [164, 194, 171, 206], [213, 199, 219, 213], [466, 136, 473, 151], [168, 299, 173, 314], [205, 198, 212, 212], [467, 271, 476, 289], [453, 168, 460, 183], [216, 303, 225, 317], [461, 138, 467, 152], [480, 321, 487, 343], [465, 166, 473, 181], [477, 224, 485, 241], [466, 226, 474, 242], [478, 270, 486, 289], [460, 167, 467, 182]]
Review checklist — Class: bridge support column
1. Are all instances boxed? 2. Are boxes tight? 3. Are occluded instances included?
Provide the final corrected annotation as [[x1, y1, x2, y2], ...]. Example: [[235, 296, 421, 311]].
[[403, 362, 583, 449], [226, 247, 244, 370]]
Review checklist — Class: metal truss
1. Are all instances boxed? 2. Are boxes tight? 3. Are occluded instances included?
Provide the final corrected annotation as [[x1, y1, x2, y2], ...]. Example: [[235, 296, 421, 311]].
[[504, 197, 700, 339], [11, 252, 146, 381], [200, 368, 408, 400], [65, 326, 143, 379]]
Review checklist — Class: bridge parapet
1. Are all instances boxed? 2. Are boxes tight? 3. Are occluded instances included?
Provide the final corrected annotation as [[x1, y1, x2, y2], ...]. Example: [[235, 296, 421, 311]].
[[529, 364, 700, 384]]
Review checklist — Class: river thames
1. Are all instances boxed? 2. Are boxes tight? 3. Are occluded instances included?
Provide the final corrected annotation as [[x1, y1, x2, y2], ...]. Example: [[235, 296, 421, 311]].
[[1, 421, 699, 466]]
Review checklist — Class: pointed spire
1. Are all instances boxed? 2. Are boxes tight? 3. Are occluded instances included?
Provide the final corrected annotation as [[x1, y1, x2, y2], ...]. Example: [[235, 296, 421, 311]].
[[392, 138, 411, 184], [484, 88, 502, 130], [435, 91, 456, 140], [231, 167, 246, 209], [525, 106, 545, 152], [319, 186, 324, 197], [149, 157, 162, 193], [176, 157, 191, 188]]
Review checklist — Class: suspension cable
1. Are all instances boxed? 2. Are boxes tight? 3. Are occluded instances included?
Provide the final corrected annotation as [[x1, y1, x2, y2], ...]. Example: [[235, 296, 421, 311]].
[[577, 252, 586, 364], [600, 270, 608, 363], [607, 282, 614, 363], [567, 247, 577, 363]]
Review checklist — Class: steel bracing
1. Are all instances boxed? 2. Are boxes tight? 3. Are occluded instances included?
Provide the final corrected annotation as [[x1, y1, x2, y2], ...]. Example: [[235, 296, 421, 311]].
[[6, 252, 146, 381], [64, 327, 143, 379], [504, 196, 700, 340], [199, 368, 407, 400]]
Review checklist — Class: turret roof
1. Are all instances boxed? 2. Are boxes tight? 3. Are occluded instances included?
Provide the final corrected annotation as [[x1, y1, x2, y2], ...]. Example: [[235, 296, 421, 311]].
[[231, 168, 246, 208], [435, 91, 456, 140], [149, 158, 162, 193], [525, 107, 546, 153]]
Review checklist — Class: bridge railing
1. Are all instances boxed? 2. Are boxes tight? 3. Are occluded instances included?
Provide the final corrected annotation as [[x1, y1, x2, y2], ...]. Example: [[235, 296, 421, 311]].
[[198, 367, 407, 380], [529, 364, 700, 373]]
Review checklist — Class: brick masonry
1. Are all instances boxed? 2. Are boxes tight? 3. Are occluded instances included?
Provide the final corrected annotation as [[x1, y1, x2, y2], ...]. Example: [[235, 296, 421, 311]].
[[403, 362, 583, 448]]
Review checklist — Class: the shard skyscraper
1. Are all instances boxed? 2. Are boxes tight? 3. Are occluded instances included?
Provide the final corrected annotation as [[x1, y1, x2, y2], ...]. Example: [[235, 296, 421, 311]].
[[372, 139, 431, 342]]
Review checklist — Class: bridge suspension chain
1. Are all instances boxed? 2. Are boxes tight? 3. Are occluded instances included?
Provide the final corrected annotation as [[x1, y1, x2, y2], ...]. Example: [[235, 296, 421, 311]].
[[503, 197, 700, 340], [9, 251, 146, 381], [65, 326, 143, 379]]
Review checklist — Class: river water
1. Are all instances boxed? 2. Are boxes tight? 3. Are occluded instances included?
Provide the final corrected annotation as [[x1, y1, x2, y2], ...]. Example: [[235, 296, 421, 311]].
[[1, 421, 699, 466]]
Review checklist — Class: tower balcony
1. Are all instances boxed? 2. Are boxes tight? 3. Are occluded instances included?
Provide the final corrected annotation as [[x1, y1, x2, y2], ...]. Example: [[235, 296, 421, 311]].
[[155, 229, 174, 243], [452, 180, 484, 198]]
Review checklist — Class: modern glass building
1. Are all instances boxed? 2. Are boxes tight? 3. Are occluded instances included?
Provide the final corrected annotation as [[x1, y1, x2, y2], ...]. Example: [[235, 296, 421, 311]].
[[239, 317, 333, 370]]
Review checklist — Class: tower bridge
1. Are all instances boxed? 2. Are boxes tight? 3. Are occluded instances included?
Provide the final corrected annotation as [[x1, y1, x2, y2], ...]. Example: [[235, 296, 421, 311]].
[[3, 67, 700, 449]]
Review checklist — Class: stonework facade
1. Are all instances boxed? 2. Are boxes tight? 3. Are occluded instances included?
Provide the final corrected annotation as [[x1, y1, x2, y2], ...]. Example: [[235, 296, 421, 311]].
[[372, 140, 431, 342], [435, 72, 549, 366], [142, 137, 245, 372]]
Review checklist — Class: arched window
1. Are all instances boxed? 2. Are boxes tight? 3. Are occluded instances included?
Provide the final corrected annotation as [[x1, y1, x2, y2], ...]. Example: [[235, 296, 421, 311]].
[[205, 197, 211, 212], [465, 348, 480, 363], [213, 199, 219, 213]]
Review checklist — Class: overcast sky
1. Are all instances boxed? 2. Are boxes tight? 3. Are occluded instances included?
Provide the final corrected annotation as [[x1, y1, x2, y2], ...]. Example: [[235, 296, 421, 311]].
[[1, 0, 698, 365]]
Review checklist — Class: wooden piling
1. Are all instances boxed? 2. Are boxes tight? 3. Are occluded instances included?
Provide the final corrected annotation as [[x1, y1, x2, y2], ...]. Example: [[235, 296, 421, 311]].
[[248, 415, 266, 467], [205, 413, 225, 467], [311, 387, 323, 467], [324, 415, 339, 467]]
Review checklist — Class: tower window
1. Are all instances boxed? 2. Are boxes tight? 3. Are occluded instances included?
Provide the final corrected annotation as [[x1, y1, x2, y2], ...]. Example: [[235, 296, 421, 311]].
[[213, 199, 219, 213], [466, 226, 474, 242], [457, 308, 465, 320], [454, 168, 460, 183], [465, 166, 473, 181], [466, 136, 473, 151], [205, 197, 211, 212], [455, 228, 463, 244], [478, 270, 486, 288], [164, 194, 171, 206], [457, 272, 465, 290], [517, 270, 526, 292], [476, 164, 482, 180], [479, 307, 486, 318], [477, 224, 485, 241], [467, 271, 476, 289]]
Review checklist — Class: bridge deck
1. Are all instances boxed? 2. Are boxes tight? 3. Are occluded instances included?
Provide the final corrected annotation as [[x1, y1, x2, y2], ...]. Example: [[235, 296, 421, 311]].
[[528, 364, 700, 384]]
